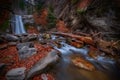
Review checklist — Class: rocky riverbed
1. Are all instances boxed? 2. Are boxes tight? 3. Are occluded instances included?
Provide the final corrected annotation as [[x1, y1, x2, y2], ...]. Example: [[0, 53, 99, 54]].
[[0, 27, 120, 80]]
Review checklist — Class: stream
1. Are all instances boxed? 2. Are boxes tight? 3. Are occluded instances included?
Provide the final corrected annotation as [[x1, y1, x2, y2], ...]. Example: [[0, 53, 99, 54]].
[[49, 35, 120, 80], [8, 18, 120, 80]]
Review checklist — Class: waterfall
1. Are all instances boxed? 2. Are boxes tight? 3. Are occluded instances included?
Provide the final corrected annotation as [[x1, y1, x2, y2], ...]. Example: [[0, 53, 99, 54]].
[[12, 15, 26, 35], [18, 15, 26, 34]]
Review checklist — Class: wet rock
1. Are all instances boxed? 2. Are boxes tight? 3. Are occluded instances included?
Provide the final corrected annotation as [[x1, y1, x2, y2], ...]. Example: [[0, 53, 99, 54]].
[[16, 42, 37, 59], [16, 42, 34, 50], [71, 57, 95, 71], [27, 34, 38, 41], [6, 67, 26, 80], [18, 46, 37, 59], [4, 34, 19, 42], [38, 34, 51, 44], [38, 34, 44, 43], [26, 50, 60, 79], [19, 36, 28, 42], [19, 34, 37, 42], [20, 34, 37, 42]]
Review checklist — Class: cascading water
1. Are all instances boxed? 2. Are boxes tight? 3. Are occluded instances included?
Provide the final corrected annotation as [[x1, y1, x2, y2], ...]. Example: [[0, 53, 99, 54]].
[[50, 35, 120, 80], [54, 42, 89, 55], [11, 15, 26, 35]]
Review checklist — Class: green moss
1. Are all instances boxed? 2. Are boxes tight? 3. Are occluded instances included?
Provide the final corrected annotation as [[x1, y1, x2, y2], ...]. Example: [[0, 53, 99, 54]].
[[24, 23, 30, 30], [19, 0, 25, 10], [0, 20, 9, 31], [47, 7, 57, 29], [76, 9, 86, 15], [48, 5, 54, 13], [71, 0, 80, 4], [35, 1, 44, 12]]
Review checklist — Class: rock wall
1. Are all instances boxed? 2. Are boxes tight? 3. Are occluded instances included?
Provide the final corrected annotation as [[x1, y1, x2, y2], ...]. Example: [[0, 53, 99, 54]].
[[35, 0, 120, 35]]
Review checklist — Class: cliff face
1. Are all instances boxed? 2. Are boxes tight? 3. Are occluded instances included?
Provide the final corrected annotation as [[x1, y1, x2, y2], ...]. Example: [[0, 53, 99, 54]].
[[35, 0, 120, 35], [0, 0, 120, 39]]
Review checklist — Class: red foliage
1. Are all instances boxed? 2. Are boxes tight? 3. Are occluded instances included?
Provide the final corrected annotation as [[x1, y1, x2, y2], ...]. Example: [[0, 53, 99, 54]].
[[0, 43, 53, 80], [77, 0, 93, 10], [80, 37, 94, 45], [70, 41, 84, 48], [56, 20, 69, 33], [33, 9, 48, 27], [27, 26, 39, 34]]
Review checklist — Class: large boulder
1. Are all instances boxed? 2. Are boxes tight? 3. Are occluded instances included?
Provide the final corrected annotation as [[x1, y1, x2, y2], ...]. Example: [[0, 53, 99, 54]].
[[18, 46, 37, 59], [6, 67, 26, 80], [26, 49, 60, 79], [26, 34, 38, 41], [16, 42, 34, 50], [19, 34, 38, 42], [16, 42, 37, 59], [4, 34, 19, 42]]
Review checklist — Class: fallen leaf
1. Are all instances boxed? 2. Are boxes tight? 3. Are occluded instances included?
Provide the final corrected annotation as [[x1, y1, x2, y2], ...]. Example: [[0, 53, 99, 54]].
[[71, 57, 95, 71]]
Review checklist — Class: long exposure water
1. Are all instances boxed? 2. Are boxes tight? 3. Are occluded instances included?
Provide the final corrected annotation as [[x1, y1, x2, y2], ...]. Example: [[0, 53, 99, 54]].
[[51, 40, 120, 80]]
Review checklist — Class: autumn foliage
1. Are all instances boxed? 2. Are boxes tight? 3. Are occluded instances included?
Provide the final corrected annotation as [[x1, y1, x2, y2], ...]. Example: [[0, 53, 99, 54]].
[[56, 20, 69, 33], [71, 57, 95, 71], [0, 43, 53, 80], [77, 0, 93, 10], [33, 9, 48, 27], [27, 26, 39, 34]]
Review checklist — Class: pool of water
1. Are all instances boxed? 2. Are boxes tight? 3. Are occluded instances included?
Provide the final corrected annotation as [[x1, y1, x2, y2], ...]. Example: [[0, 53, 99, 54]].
[[51, 42, 120, 80]]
